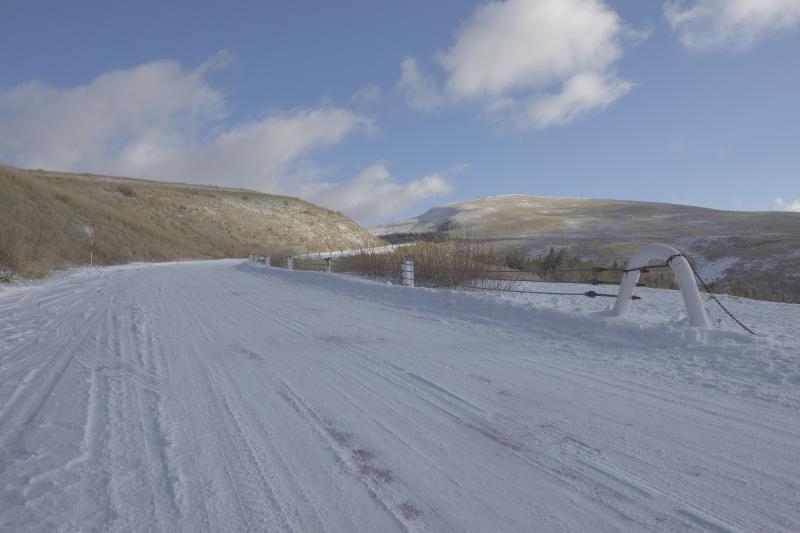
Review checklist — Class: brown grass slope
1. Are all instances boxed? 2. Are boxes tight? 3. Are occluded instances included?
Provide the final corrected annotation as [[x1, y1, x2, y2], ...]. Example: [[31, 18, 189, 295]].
[[0, 165, 380, 279], [373, 195, 800, 303]]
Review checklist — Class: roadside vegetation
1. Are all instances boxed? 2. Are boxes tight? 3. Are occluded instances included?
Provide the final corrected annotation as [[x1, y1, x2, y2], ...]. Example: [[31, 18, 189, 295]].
[[0, 165, 380, 280], [275, 226, 795, 303]]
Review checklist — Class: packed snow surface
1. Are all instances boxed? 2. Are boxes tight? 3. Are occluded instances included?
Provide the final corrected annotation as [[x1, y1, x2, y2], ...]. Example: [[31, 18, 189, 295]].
[[1, 260, 799, 532]]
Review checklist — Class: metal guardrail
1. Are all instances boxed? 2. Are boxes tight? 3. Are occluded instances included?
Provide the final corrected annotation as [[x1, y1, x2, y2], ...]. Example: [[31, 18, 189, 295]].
[[249, 243, 756, 334], [294, 243, 413, 260]]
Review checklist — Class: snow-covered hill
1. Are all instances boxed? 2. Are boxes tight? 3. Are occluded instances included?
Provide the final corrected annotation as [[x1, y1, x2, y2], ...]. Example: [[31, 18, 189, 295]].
[[1, 261, 799, 531], [372, 194, 800, 302]]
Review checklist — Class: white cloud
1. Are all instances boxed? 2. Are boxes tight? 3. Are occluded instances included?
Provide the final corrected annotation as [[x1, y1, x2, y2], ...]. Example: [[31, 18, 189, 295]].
[[396, 57, 444, 112], [148, 106, 375, 193], [0, 53, 449, 222], [440, 0, 623, 99], [774, 197, 800, 212], [302, 164, 452, 225], [396, 0, 635, 128], [665, 0, 800, 51], [350, 83, 383, 105], [525, 72, 633, 128], [0, 52, 230, 172]]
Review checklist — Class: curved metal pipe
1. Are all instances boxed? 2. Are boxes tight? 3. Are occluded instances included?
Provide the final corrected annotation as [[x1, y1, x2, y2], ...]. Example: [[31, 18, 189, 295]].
[[612, 243, 710, 328]]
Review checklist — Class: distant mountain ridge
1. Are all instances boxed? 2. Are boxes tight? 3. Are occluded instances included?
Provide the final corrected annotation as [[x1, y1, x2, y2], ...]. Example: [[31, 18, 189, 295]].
[[372, 195, 800, 302], [0, 165, 380, 279]]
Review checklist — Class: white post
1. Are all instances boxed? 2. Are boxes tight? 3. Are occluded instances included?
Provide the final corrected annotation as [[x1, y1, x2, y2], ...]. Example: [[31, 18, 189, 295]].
[[324, 257, 332, 273], [265, 256, 271, 267], [613, 243, 710, 328], [89, 222, 95, 267], [286, 256, 293, 271], [401, 259, 415, 287]]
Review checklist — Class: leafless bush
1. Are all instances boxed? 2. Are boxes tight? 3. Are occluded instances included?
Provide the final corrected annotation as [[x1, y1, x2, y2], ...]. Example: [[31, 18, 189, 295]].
[[330, 227, 518, 291], [116, 184, 137, 198], [332, 250, 402, 281], [293, 258, 328, 272], [258, 245, 298, 268]]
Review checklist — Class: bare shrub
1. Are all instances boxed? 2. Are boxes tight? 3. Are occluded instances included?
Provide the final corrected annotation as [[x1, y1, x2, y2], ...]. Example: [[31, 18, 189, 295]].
[[401, 226, 517, 290], [333, 250, 402, 281], [293, 258, 328, 272], [330, 226, 518, 291], [116, 184, 137, 198], [257, 245, 298, 269]]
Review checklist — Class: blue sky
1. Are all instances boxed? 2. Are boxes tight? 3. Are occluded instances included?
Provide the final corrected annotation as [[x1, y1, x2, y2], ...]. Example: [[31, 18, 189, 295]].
[[2, 0, 799, 224]]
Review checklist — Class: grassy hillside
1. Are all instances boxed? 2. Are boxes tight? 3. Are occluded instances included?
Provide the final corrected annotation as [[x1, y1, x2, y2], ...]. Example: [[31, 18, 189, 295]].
[[0, 165, 381, 279], [373, 195, 800, 303]]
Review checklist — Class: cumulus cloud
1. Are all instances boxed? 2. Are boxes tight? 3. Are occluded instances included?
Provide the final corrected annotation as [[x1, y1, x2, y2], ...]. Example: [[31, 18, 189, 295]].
[[350, 83, 383, 105], [774, 197, 800, 212], [665, 0, 800, 51], [0, 51, 231, 172], [148, 107, 374, 193], [0, 52, 448, 222], [396, 0, 635, 128], [396, 57, 443, 112], [525, 72, 633, 128], [302, 164, 452, 225]]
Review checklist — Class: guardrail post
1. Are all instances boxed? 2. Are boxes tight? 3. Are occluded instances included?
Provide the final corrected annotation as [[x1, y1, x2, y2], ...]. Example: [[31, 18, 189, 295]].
[[324, 257, 332, 273], [401, 259, 415, 287], [287, 256, 293, 271]]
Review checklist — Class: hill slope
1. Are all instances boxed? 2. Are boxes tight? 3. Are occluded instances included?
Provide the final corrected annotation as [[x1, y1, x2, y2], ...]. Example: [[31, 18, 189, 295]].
[[372, 195, 800, 302], [0, 165, 379, 278]]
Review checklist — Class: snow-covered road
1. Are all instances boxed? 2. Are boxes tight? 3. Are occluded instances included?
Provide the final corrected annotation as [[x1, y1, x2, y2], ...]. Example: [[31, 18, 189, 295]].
[[1, 260, 799, 532]]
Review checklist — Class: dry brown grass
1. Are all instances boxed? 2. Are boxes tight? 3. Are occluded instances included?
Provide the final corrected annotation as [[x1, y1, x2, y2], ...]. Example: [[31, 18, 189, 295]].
[[292, 258, 329, 272], [374, 195, 800, 303], [322, 228, 517, 290], [0, 165, 381, 279], [294, 233, 684, 295], [331, 251, 405, 281]]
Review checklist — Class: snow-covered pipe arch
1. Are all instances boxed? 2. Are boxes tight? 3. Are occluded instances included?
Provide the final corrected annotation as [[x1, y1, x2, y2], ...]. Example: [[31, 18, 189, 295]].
[[612, 243, 710, 328]]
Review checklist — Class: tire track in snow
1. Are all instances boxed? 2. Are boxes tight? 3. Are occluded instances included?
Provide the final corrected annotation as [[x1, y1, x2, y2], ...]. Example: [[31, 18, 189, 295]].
[[160, 271, 298, 532], [126, 289, 183, 531], [0, 275, 122, 529], [314, 341, 647, 528], [384, 335, 793, 531], [146, 273, 213, 531], [245, 287, 790, 532], [4, 261, 799, 532], [245, 305, 631, 530], [0, 281, 113, 466], [228, 281, 667, 528], [387, 325, 800, 529], [272, 378, 419, 533], [193, 270, 436, 531], [192, 268, 404, 532]]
